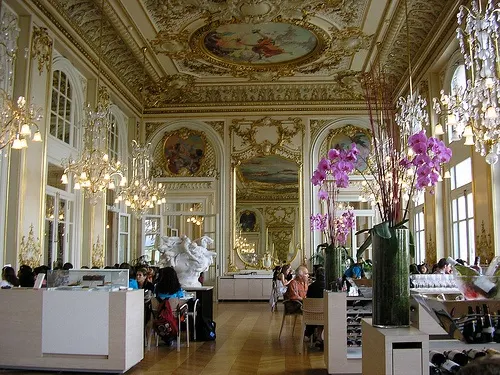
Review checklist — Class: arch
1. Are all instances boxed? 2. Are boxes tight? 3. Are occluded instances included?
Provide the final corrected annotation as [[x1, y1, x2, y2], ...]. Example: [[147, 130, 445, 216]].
[[441, 49, 466, 95], [147, 119, 225, 172]]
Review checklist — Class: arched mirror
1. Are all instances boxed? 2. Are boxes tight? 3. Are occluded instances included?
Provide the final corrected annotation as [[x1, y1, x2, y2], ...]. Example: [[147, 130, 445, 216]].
[[230, 117, 303, 270]]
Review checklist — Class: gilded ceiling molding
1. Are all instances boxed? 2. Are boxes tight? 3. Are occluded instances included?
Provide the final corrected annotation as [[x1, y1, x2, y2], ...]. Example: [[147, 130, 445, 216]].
[[145, 0, 365, 34], [145, 75, 197, 106], [145, 121, 158, 142], [231, 116, 303, 163], [160, 181, 215, 190], [31, 26, 53, 75], [205, 120, 225, 139], [146, 79, 364, 108], [377, 0, 449, 83], [310, 119, 331, 139], [31, 0, 141, 112], [41, 0, 150, 98]]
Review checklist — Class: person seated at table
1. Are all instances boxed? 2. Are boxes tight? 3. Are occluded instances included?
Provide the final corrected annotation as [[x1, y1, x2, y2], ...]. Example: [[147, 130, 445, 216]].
[[1, 266, 19, 288], [18, 265, 34, 287], [283, 266, 309, 314], [304, 267, 325, 346], [137, 267, 154, 325], [120, 262, 139, 289], [155, 266, 185, 300], [433, 258, 451, 274]]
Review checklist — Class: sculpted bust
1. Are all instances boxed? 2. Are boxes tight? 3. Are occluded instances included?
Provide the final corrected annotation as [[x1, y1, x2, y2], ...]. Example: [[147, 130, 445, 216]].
[[157, 235, 216, 288]]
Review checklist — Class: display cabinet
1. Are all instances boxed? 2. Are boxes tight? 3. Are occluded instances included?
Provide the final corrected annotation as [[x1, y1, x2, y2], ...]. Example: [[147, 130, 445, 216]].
[[324, 291, 372, 374], [217, 275, 272, 300]]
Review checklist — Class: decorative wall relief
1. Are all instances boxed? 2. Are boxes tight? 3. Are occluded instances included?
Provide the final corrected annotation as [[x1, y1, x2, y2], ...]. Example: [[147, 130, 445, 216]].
[[425, 234, 436, 266], [239, 210, 258, 232], [31, 26, 53, 75], [151, 127, 217, 178], [476, 220, 493, 264], [92, 236, 104, 269], [19, 225, 42, 269]]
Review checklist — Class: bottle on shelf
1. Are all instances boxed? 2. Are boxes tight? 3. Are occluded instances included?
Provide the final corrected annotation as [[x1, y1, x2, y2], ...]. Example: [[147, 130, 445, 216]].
[[482, 303, 495, 343], [474, 305, 485, 343], [471, 256, 482, 273], [429, 350, 461, 374], [429, 362, 442, 375], [444, 350, 469, 366], [463, 348, 486, 360], [462, 306, 477, 343]]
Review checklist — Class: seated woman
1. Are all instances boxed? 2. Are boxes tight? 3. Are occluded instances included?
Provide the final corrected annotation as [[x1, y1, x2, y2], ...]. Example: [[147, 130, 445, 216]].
[[137, 267, 154, 325], [155, 267, 185, 300], [1, 266, 19, 288]]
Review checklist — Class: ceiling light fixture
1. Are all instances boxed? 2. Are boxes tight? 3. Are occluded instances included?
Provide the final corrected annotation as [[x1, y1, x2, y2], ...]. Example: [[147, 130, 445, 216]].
[[433, 0, 500, 164], [0, 4, 43, 150], [60, 0, 125, 204]]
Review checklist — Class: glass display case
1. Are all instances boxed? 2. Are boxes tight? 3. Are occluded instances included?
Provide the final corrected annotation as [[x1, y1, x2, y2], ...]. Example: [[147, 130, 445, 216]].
[[46, 269, 129, 289]]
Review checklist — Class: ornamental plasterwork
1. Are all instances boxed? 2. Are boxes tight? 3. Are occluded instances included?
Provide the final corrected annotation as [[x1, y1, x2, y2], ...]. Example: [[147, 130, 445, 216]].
[[0, 6, 19, 91], [159, 181, 215, 191], [377, 0, 450, 82], [145, 75, 198, 106], [264, 206, 296, 225], [40, 0, 155, 98], [205, 120, 225, 139], [31, 26, 53, 75], [92, 237, 105, 269], [310, 119, 332, 139], [146, 76, 364, 108], [19, 225, 42, 269], [151, 127, 218, 178]]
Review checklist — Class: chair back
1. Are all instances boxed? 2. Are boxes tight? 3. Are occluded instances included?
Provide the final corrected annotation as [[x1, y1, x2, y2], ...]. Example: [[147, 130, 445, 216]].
[[302, 297, 324, 325]]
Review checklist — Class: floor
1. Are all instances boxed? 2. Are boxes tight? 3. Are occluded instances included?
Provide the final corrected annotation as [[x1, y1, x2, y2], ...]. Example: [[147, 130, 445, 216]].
[[0, 302, 328, 375]]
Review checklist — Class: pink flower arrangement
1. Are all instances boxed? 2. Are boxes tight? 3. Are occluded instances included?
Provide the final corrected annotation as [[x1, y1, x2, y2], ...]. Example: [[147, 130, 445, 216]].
[[310, 144, 358, 246], [401, 130, 452, 191]]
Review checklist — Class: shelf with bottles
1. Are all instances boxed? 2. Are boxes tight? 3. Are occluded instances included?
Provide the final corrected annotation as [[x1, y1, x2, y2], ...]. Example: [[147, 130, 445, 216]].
[[429, 345, 500, 374]]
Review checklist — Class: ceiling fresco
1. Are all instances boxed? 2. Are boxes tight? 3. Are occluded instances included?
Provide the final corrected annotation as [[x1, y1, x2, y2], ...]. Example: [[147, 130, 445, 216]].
[[34, 0, 457, 112]]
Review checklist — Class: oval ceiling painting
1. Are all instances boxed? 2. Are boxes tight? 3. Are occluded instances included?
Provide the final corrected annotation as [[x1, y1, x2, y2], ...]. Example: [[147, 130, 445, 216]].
[[203, 22, 318, 65]]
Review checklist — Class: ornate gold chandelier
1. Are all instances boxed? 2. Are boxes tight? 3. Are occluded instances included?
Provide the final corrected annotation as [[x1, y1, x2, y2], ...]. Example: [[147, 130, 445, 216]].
[[116, 140, 166, 218], [433, 0, 500, 164], [60, 0, 125, 204], [61, 90, 126, 204]]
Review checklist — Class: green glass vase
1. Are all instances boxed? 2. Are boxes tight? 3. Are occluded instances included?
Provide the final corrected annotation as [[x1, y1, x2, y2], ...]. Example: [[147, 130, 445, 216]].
[[324, 244, 342, 291], [371, 222, 410, 328]]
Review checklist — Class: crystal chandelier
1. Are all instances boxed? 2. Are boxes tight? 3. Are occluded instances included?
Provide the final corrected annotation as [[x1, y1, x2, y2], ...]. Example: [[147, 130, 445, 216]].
[[60, 0, 125, 204], [0, 5, 43, 150], [61, 93, 126, 204], [116, 140, 166, 218], [433, 0, 500, 164]]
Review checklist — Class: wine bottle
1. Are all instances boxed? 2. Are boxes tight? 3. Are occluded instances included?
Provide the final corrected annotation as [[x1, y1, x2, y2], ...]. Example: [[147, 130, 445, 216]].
[[462, 306, 476, 343], [463, 348, 486, 360], [429, 362, 442, 375], [474, 305, 485, 343], [486, 348, 500, 357], [439, 359, 461, 374], [429, 351, 446, 367], [444, 350, 469, 366], [482, 303, 495, 343]]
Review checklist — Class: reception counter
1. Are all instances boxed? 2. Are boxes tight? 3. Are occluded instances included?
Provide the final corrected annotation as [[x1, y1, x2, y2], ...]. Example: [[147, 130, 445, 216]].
[[0, 288, 143, 373], [218, 274, 272, 300]]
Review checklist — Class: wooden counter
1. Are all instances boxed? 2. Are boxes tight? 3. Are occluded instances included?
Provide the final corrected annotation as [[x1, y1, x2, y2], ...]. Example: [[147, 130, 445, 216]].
[[0, 288, 143, 373]]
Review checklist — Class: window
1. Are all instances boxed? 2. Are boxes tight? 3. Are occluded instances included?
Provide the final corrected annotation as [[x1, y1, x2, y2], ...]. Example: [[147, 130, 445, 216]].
[[449, 158, 474, 263], [45, 192, 74, 268], [413, 192, 425, 264], [107, 113, 119, 161], [50, 70, 77, 147]]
